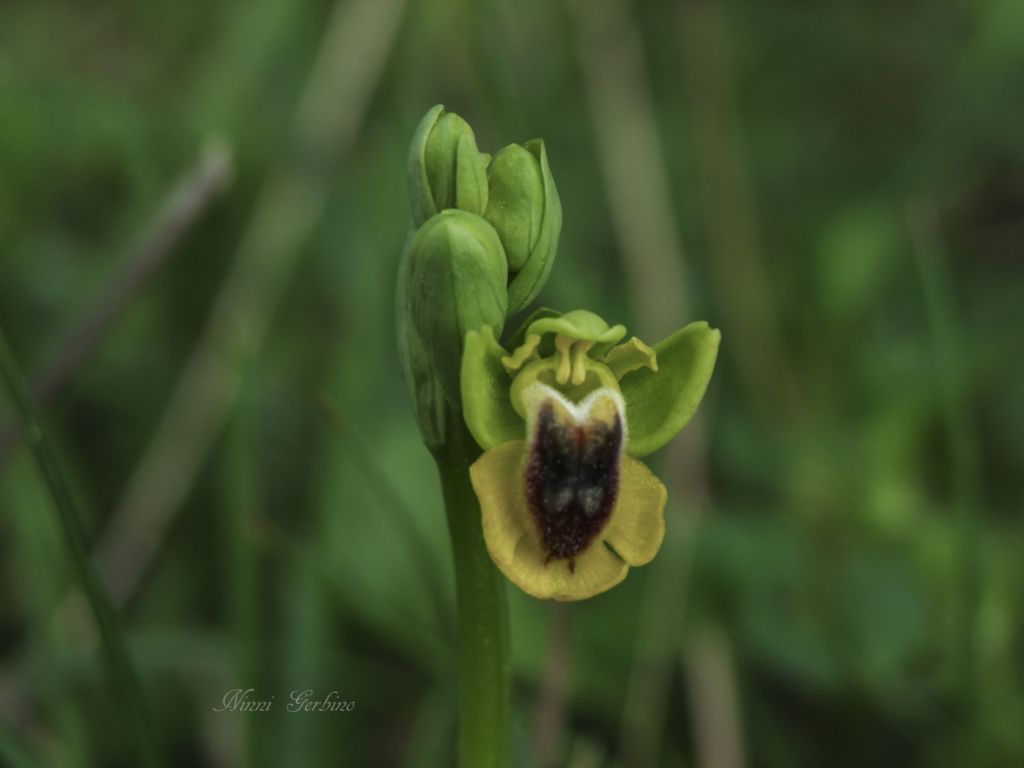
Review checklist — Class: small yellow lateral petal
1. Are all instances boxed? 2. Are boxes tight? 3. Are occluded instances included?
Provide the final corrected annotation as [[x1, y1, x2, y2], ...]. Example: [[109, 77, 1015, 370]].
[[603, 336, 658, 379], [602, 455, 667, 566], [501, 333, 541, 374]]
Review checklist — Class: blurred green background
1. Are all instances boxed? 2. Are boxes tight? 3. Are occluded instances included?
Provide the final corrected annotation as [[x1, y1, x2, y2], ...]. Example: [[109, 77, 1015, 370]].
[[2, 0, 1023, 766]]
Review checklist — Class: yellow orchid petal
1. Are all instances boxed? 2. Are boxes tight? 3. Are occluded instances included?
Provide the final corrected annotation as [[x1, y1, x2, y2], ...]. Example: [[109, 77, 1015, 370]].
[[470, 440, 533, 567], [510, 533, 628, 601], [602, 455, 667, 566], [470, 438, 629, 601]]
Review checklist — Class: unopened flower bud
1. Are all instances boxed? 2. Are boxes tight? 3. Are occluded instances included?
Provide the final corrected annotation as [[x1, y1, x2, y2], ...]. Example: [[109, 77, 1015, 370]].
[[485, 139, 561, 315], [408, 105, 489, 227], [397, 210, 508, 447]]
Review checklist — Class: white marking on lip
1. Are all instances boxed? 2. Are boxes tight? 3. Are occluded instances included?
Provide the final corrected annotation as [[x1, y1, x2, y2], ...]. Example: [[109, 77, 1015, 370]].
[[522, 381, 628, 445]]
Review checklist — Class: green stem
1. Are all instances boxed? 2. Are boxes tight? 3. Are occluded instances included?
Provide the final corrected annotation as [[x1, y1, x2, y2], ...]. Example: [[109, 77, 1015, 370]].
[[0, 327, 162, 768], [433, 410, 511, 768]]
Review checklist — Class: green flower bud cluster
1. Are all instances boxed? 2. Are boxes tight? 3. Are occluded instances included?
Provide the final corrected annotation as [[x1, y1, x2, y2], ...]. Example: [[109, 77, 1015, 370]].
[[398, 105, 562, 448]]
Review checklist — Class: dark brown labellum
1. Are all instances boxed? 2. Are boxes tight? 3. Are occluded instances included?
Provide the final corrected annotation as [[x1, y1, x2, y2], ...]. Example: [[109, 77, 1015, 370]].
[[525, 399, 623, 569]]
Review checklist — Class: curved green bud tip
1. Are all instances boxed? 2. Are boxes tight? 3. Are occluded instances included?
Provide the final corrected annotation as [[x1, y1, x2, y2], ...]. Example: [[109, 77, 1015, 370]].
[[527, 309, 626, 345], [500, 139, 562, 314], [620, 322, 721, 457], [398, 210, 509, 446], [408, 105, 489, 227]]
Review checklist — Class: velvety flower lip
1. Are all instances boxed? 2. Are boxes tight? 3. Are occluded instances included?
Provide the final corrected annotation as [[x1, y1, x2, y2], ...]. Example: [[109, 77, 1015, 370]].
[[461, 309, 719, 601], [523, 384, 624, 566], [470, 383, 667, 601]]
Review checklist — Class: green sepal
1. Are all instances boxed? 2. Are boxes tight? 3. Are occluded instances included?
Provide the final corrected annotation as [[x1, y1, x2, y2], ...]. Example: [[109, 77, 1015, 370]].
[[619, 322, 721, 457], [399, 210, 508, 443], [407, 105, 489, 227], [505, 140, 562, 314], [461, 327, 524, 450]]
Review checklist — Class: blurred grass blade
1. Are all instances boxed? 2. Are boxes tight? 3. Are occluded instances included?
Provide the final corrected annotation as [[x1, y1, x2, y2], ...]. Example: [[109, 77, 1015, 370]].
[[401, 685, 457, 768], [0, 327, 162, 768], [0, 720, 38, 768], [222, 399, 262, 767], [96, 0, 408, 608], [250, 511, 452, 670], [534, 602, 571, 768], [568, 0, 711, 764], [683, 625, 746, 768], [317, 393, 454, 637], [0, 143, 232, 468], [908, 203, 984, 705], [677, 0, 792, 415], [567, 0, 690, 340]]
